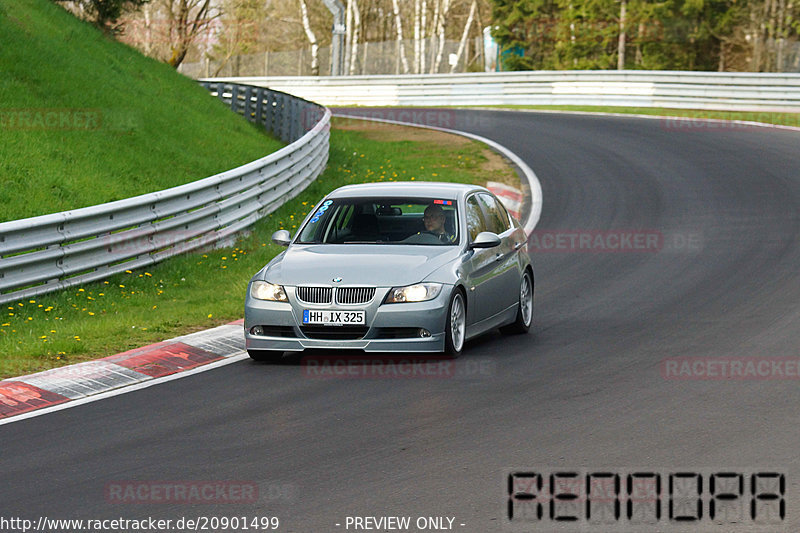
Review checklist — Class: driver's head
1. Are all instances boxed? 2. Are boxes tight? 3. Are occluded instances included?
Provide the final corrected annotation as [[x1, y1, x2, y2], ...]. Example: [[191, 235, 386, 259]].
[[424, 204, 446, 234]]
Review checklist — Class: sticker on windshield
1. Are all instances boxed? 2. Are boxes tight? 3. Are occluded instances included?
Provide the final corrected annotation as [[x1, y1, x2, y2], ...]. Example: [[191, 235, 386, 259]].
[[433, 199, 452, 205]]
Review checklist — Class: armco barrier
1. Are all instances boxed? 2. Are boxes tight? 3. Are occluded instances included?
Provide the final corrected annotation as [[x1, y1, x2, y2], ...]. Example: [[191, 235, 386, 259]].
[[207, 71, 800, 112], [0, 83, 330, 305]]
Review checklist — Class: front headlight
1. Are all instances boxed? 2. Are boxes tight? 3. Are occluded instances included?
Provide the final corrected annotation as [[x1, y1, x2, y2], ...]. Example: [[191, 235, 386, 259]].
[[250, 280, 288, 302], [384, 283, 443, 303]]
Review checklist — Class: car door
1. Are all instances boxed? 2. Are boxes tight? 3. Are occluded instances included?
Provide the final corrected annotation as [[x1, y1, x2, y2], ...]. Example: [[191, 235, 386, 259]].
[[462, 194, 505, 325], [475, 193, 520, 317]]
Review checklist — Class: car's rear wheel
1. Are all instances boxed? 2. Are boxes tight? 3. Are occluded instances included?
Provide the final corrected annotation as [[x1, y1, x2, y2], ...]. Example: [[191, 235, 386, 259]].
[[444, 289, 466, 356], [500, 270, 533, 334], [248, 350, 285, 363]]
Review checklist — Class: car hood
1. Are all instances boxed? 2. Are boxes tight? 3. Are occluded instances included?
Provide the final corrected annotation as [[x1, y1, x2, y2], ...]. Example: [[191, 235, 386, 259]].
[[260, 244, 460, 287]]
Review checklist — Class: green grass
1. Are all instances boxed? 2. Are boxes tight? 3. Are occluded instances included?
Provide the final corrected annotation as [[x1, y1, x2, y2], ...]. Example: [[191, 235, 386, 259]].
[[480, 105, 800, 127], [0, 0, 283, 221], [0, 119, 517, 379]]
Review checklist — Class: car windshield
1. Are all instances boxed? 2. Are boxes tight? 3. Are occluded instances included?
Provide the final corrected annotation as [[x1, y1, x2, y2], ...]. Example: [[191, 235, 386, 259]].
[[297, 197, 459, 245]]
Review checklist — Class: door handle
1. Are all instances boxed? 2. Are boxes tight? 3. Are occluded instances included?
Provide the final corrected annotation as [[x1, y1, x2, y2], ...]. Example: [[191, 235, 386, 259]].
[[514, 242, 525, 250], [495, 253, 503, 262]]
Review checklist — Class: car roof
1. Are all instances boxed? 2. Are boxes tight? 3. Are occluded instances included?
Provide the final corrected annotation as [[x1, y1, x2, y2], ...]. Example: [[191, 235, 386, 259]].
[[326, 181, 488, 200]]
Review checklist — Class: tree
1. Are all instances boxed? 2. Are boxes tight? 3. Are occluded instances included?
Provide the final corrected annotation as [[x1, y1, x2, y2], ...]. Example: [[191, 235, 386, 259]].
[[162, 0, 219, 68], [211, 0, 265, 76], [56, 0, 150, 34], [299, 0, 320, 75]]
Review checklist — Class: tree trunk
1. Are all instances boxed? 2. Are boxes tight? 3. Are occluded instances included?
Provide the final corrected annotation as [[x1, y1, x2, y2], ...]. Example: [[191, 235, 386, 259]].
[[420, 0, 428, 73], [433, 0, 451, 72], [345, 0, 353, 72], [429, 0, 440, 73], [299, 0, 319, 75], [143, 3, 152, 56], [391, 0, 410, 74], [349, 0, 361, 74], [414, 0, 421, 73], [617, 0, 627, 70], [635, 22, 644, 66], [450, 0, 476, 73]]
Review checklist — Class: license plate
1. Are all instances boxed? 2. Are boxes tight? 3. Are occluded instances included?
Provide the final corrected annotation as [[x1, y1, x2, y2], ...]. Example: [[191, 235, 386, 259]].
[[303, 309, 366, 325]]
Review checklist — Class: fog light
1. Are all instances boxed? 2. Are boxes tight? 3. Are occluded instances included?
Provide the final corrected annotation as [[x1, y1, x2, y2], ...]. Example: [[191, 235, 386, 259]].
[[418, 328, 431, 338], [251, 325, 265, 336]]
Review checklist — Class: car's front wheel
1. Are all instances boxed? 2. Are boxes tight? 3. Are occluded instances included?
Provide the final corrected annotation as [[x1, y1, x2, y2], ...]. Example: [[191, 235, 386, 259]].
[[444, 289, 466, 356], [248, 350, 285, 363], [500, 270, 533, 334]]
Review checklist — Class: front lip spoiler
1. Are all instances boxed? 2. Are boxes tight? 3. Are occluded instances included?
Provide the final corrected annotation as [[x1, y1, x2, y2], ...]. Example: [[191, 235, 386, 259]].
[[245, 333, 446, 353]]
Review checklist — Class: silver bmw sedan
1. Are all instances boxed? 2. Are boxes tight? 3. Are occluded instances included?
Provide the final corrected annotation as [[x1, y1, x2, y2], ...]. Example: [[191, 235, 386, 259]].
[[244, 182, 533, 362]]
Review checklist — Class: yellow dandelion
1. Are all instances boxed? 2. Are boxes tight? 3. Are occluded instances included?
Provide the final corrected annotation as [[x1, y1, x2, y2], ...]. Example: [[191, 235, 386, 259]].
[[78, 289, 84, 293], [207, 314, 213, 318], [88, 312, 95, 316]]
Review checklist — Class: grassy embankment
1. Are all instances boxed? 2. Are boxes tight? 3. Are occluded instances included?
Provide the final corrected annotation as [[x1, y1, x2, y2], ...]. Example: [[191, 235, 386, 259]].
[[0, 0, 283, 220]]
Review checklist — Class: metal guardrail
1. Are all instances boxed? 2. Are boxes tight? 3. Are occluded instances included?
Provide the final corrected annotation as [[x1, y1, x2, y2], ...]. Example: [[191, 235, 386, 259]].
[[210, 71, 800, 112], [0, 83, 330, 305]]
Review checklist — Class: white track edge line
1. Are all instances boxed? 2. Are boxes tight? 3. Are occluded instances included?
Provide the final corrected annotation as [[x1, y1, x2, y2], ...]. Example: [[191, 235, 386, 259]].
[[0, 352, 249, 426], [463, 106, 800, 133]]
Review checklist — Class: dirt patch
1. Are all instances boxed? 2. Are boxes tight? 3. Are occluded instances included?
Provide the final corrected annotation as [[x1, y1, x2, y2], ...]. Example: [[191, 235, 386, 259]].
[[332, 118, 469, 147], [332, 117, 520, 188]]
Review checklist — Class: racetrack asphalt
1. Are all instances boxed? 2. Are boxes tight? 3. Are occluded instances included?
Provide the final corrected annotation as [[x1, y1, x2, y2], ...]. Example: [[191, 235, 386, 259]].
[[1, 109, 799, 532]]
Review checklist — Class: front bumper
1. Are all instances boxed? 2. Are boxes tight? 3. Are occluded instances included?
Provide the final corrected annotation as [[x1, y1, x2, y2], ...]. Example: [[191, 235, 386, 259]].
[[244, 285, 450, 353]]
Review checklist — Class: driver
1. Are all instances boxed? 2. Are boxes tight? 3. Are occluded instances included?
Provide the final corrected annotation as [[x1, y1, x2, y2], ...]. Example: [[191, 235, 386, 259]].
[[421, 204, 454, 243]]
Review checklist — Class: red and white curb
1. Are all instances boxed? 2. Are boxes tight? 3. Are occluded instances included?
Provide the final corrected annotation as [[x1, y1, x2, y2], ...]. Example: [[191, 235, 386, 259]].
[[0, 319, 246, 423], [485, 181, 523, 222]]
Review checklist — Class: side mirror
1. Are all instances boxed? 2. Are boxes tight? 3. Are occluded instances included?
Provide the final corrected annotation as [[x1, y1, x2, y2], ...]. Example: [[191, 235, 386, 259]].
[[470, 231, 501, 249], [271, 229, 292, 247]]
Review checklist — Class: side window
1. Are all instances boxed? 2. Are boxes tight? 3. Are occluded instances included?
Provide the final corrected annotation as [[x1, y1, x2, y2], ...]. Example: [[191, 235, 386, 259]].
[[466, 196, 486, 241], [495, 196, 515, 227], [477, 194, 510, 234]]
